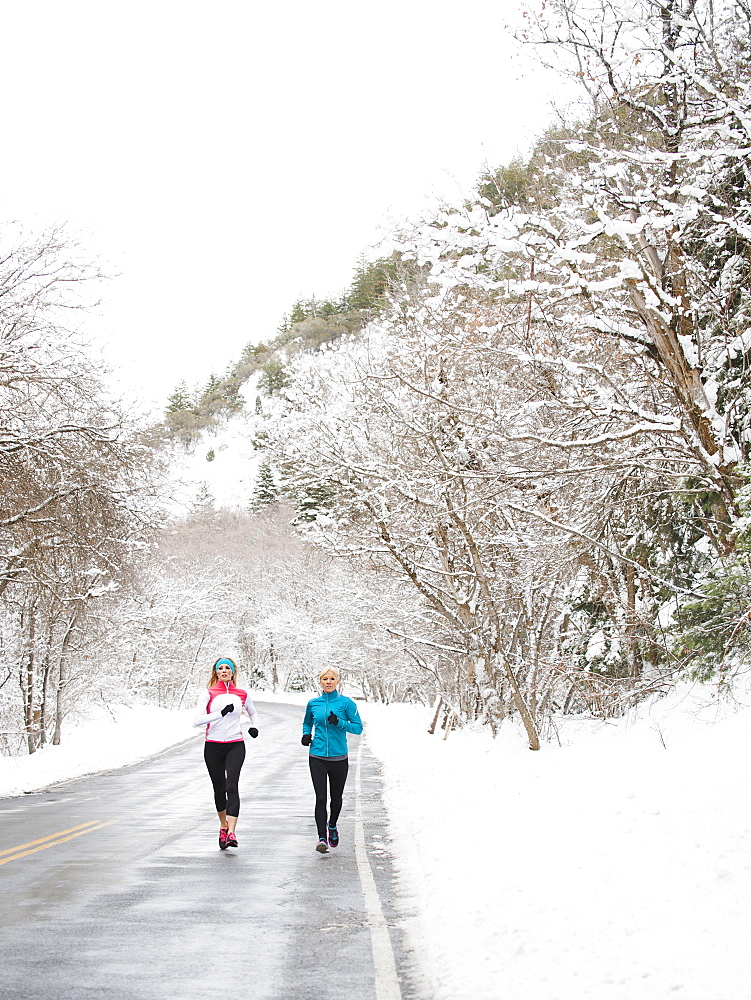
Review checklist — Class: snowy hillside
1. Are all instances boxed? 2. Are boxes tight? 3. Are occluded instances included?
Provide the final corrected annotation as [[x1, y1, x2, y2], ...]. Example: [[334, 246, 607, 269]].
[[165, 372, 282, 512]]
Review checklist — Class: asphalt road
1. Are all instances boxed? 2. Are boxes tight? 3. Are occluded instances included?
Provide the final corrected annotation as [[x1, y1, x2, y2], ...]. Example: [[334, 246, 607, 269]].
[[0, 701, 422, 1000]]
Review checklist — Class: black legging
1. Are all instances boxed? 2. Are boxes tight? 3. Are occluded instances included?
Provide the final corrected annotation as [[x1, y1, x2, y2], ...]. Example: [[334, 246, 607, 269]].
[[204, 740, 246, 816], [309, 755, 349, 839]]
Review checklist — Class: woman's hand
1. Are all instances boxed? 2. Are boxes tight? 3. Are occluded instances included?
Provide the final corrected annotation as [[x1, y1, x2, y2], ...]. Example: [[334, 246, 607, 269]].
[[248, 727, 259, 738], [220, 704, 234, 717], [328, 712, 339, 726], [301, 733, 312, 746]]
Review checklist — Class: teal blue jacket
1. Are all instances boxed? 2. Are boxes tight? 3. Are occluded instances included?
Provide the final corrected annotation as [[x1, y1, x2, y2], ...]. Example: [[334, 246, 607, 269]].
[[302, 690, 363, 758]]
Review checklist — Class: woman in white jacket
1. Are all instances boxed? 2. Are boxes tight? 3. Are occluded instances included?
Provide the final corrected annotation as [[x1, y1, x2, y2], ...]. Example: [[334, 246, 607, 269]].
[[193, 657, 259, 849]]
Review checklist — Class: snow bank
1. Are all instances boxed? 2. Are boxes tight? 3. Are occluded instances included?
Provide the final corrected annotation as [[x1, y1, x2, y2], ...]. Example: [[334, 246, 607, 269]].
[[0, 704, 195, 796], [0, 689, 308, 797], [362, 683, 751, 1000]]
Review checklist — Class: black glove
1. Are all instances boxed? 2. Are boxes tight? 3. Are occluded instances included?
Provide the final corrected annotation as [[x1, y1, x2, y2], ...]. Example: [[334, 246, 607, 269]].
[[248, 727, 258, 738], [328, 712, 339, 726], [301, 733, 312, 746], [220, 703, 234, 717]]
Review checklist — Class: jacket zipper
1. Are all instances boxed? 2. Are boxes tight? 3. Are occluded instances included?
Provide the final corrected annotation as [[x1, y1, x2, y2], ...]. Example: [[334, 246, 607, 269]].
[[223, 682, 231, 737]]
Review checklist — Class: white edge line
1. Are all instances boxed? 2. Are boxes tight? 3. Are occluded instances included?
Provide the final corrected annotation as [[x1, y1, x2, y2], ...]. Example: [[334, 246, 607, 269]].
[[355, 742, 403, 1000]]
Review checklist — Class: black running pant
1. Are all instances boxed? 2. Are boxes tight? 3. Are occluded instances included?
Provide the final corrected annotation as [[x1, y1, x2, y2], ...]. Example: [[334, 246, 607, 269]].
[[204, 740, 246, 816], [309, 755, 349, 839]]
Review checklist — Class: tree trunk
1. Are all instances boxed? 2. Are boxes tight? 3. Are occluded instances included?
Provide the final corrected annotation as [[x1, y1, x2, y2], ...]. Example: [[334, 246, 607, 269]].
[[624, 561, 640, 678], [494, 651, 540, 751], [53, 612, 78, 746], [22, 610, 37, 754]]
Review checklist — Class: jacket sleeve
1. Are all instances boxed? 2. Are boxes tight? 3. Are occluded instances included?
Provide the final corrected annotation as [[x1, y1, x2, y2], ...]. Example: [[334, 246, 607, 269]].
[[193, 691, 223, 728], [302, 701, 314, 735], [242, 695, 260, 729], [340, 698, 363, 735]]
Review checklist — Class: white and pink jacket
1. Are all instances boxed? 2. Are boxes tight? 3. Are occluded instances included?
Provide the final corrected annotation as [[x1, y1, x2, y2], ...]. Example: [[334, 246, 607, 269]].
[[193, 681, 260, 743]]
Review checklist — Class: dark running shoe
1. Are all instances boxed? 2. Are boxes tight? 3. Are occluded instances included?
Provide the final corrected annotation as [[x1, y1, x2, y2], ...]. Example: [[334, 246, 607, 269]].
[[226, 830, 238, 848], [316, 838, 329, 853], [328, 825, 339, 848], [219, 827, 229, 850]]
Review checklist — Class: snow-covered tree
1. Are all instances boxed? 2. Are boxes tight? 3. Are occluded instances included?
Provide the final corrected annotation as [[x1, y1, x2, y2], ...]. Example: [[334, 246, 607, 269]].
[[258, 0, 751, 728], [0, 221, 166, 753], [400, 0, 750, 516], [249, 463, 278, 509], [360, 0, 751, 695], [272, 315, 586, 745], [97, 507, 425, 712]]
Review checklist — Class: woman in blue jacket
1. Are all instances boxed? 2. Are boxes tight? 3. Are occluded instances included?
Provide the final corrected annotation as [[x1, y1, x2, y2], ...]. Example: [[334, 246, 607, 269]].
[[301, 666, 363, 853]]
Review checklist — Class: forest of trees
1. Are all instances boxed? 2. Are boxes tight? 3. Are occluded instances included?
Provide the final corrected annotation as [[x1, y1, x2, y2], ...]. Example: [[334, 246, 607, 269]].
[[266, 0, 751, 747], [0, 224, 166, 753], [2, 0, 750, 755]]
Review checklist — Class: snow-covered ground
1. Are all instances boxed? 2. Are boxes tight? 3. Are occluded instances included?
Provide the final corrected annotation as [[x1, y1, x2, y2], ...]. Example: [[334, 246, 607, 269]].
[[0, 703, 195, 797], [0, 691, 306, 797], [166, 374, 283, 512], [169, 413, 264, 510], [1, 684, 748, 1000], [366, 685, 751, 1000]]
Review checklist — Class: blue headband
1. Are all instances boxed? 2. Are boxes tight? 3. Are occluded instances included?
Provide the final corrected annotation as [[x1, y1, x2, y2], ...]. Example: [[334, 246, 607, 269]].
[[215, 658, 235, 674]]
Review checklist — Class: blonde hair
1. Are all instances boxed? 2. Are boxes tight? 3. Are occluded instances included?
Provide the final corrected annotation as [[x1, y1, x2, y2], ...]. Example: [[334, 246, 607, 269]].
[[319, 666, 340, 683], [208, 657, 238, 687]]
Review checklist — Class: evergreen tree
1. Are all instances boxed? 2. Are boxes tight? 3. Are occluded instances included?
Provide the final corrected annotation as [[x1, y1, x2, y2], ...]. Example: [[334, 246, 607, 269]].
[[200, 373, 222, 403], [294, 482, 337, 522], [474, 157, 533, 214], [250, 464, 278, 509], [258, 360, 289, 396], [289, 301, 307, 325], [192, 482, 215, 514], [165, 381, 193, 415], [346, 253, 404, 314], [277, 313, 291, 335], [319, 293, 349, 317]]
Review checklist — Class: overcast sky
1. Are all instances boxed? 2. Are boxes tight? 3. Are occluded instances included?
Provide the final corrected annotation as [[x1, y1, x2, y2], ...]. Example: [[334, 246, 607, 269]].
[[1, 0, 566, 414]]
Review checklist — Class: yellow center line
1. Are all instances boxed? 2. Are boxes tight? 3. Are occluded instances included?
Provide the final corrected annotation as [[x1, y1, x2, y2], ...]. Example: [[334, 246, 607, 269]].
[[0, 819, 119, 867], [0, 821, 101, 856]]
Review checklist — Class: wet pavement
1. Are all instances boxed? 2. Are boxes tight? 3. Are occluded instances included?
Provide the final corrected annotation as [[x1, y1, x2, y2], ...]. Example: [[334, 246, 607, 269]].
[[0, 701, 424, 1000]]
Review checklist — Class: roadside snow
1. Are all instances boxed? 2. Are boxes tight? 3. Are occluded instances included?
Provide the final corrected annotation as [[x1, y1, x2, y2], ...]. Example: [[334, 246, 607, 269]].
[[0, 704, 195, 796], [1, 683, 748, 1000], [362, 682, 751, 1000], [0, 690, 306, 796]]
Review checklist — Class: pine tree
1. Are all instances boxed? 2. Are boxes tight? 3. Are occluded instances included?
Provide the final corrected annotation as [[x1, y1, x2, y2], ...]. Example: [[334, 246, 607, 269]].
[[258, 360, 289, 396], [192, 483, 215, 514], [250, 464, 278, 509], [347, 253, 403, 314], [166, 381, 193, 415], [201, 373, 222, 403], [295, 483, 337, 522], [289, 301, 307, 325]]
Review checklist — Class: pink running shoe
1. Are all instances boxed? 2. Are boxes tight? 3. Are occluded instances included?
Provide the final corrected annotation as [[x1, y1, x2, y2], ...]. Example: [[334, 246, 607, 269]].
[[219, 827, 229, 850], [225, 829, 238, 848]]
